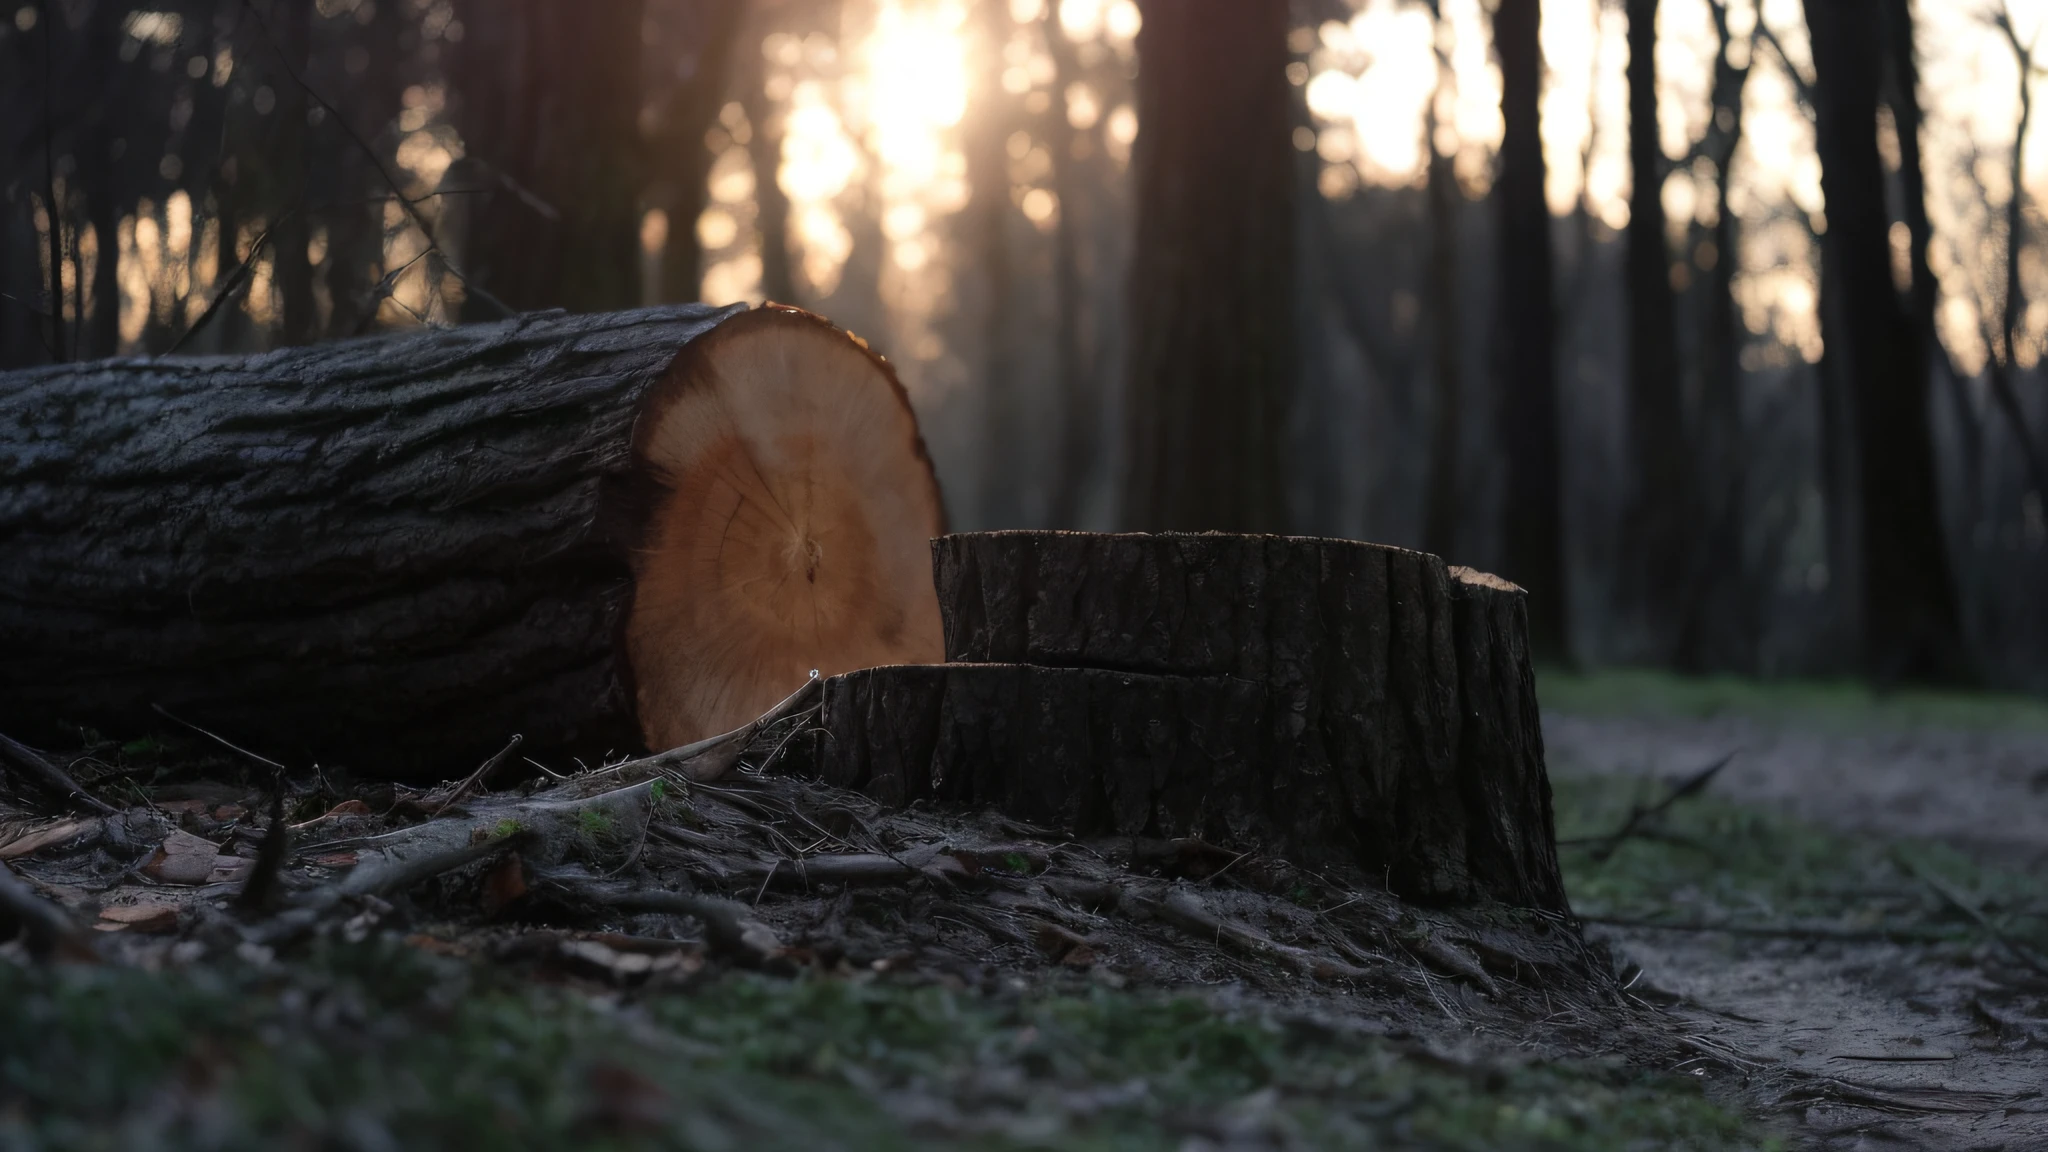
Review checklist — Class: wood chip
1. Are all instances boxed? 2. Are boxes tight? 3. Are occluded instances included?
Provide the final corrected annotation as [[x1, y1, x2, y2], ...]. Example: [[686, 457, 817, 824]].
[[97, 902, 181, 933], [142, 831, 224, 885], [0, 818, 96, 860]]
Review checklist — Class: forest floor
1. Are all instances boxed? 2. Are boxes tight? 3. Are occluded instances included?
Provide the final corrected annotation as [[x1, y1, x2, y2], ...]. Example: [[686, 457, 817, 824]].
[[1545, 672, 2048, 1150], [0, 672, 2043, 1149]]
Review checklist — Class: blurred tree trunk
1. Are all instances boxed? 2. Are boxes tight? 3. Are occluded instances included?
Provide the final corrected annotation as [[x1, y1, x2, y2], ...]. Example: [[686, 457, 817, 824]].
[[450, 0, 645, 315], [1804, 0, 1968, 682], [76, 0, 126, 359], [738, 5, 796, 305], [1421, 0, 1464, 563], [1492, 0, 1568, 659], [324, 0, 408, 337], [271, 0, 316, 345], [1623, 0, 1690, 656], [1675, 0, 1753, 670], [1121, 0, 1293, 532], [653, 0, 746, 304], [1044, 8, 1095, 529], [969, 0, 1021, 527]]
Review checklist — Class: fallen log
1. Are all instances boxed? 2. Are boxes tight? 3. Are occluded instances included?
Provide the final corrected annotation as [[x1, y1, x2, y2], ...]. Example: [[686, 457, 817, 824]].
[[0, 304, 946, 773], [816, 531, 1566, 912]]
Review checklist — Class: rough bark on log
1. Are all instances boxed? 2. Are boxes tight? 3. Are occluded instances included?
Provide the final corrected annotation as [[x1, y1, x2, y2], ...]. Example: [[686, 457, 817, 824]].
[[816, 531, 1566, 912], [0, 304, 945, 774]]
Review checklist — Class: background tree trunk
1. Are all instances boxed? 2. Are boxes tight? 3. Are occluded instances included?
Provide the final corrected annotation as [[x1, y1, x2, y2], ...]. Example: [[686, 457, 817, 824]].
[[1804, 0, 1968, 682], [1675, 0, 1754, 670], [738, 2, 798, 305], [970, 0, 1022, 528], [1422, 0, 1465, 563], [1492, 0, 1568, 660], [1044, 6, 1096, 529], [1623, 0, 1691, 656], [1120, 0, 1293, 533], [270, 0, 317, 346], [653, 0, 747, 305], [449, 0, 646, 315]]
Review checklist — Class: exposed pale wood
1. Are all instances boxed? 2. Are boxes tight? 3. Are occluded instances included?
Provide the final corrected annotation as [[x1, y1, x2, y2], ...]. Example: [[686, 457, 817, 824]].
[[624, 308, 945, 750]]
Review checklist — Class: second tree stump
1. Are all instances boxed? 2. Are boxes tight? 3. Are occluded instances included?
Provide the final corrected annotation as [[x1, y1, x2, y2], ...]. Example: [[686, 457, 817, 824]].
[[815, 531, 1567, 913]]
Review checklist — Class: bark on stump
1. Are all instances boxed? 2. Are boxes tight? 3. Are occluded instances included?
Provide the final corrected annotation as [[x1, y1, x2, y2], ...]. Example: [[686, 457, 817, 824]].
[[0, 304, 946, 774], [815, 531, 1566, 912]]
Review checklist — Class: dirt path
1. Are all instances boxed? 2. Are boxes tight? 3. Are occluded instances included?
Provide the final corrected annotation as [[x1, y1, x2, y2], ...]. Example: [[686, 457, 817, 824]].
[[1547, 712, 2048, 1150]]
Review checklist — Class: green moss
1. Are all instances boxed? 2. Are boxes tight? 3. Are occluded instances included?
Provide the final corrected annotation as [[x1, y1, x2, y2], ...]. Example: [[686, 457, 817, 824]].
[[1538, 667, 2048, 733], [0, 942, 1767, 1151]]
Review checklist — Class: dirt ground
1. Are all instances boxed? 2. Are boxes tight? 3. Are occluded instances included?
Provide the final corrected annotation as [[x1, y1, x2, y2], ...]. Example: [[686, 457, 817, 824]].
[[5, 679, 2046, 1148], [1547, 708, 2048, 1150]]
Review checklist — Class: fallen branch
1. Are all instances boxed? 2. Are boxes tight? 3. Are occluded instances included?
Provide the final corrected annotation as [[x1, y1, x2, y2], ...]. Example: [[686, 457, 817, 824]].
[[558, 879, 783, 965], [249, 828, 534, 945], [597, 672, 822, 785], [0, 730, 116, 815], [1566, 750, 1738, 862], [1892, 851, 2048, 978]]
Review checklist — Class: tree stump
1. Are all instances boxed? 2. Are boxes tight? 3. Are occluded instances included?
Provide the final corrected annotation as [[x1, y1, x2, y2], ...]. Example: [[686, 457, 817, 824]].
[[815, 531, 1566, 912], [0, 304, 946, 773]]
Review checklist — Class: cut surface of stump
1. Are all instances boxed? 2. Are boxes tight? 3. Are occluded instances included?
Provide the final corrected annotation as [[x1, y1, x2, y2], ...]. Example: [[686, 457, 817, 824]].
[[808, 531, 1567, 912], [0, 304, 944, 772], [625, 309, 946, 750]]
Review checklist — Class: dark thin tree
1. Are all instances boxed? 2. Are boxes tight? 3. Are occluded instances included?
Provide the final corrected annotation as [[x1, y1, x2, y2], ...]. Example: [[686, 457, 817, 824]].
[[1120, 0, 1294, 532], [449, 0, 646, 315], [1421, 0, 1465, 562], [1493, 0, 1568, 658], [1623, 0, 1691, 655], [1804, 0, 1969, 681], [652, 0, 747, 304]]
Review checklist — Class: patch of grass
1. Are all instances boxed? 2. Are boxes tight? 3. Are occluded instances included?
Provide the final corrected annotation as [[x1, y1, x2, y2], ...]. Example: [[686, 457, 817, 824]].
[[0, 940, 1769, 1151], [1537, 667, 2048, 733], [1553, 776, 2048, 956]]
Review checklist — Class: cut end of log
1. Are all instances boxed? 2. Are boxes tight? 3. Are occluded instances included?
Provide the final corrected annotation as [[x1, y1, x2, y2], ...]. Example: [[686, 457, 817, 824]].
[[624, 306, 946, 751]]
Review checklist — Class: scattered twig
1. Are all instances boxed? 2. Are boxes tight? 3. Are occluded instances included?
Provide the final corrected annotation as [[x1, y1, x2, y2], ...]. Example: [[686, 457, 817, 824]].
[[1141, 885, 1371, 983], [161, 216, 284, 356], [431, 735, 524, 817], [249, 828, 533, 944], [149, 703, 290, 775], [351, 244, 436, 337], [0, 730, 117, 815], [1570, 751, 1738, 863], [597, 672, 822, 784], [564, 881, 784, 965]]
